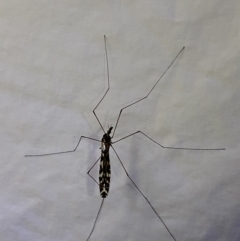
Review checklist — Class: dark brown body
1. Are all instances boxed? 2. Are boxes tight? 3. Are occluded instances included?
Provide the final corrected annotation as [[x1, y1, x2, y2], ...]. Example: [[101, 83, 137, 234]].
[[99, 127, 112, 198]]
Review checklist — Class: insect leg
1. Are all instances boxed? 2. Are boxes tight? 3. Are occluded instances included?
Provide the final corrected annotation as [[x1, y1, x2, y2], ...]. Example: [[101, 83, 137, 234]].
[[87, 157, 101, 185], [112, 46, 185, 138], [112, 131, 225, 151], [112, 131, 225, 150], [25, 136, 101, 157], [93, 35, 110, 134], [86, 198, 105, 241], [111, 145, 178, 241]]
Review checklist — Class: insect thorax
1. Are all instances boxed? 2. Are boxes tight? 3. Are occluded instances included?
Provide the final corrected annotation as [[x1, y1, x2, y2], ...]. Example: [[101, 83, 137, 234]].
[[101, 127, 113, 152], [101, 133, 111, 152]]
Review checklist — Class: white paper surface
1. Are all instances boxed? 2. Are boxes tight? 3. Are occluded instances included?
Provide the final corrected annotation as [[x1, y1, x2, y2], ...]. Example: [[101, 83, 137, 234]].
[[0, 1, 239, 241]]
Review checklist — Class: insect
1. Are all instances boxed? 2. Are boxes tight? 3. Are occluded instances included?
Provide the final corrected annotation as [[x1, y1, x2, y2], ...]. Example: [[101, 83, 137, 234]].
[[25, 36, 225, 241]]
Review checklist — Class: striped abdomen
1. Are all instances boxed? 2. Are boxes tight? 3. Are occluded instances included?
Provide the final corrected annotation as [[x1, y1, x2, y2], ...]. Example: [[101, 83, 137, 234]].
[[99, 151, 111, 198]]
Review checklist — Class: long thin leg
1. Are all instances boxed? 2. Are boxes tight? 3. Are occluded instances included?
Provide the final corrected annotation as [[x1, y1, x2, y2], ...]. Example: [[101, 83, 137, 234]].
[[111, 145, 177, 241], [112, 46, 185, 138], [87, 157, 101, 185], [25, 136, 101, 157], [93, 35, 110, 134], [112, 131, 225, 150], [86, 198, 105, 241]]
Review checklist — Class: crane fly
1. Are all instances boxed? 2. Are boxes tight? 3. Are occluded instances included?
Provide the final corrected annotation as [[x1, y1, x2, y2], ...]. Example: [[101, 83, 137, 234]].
[[99, 126, 112, 198], [25, 36, 225, 241]]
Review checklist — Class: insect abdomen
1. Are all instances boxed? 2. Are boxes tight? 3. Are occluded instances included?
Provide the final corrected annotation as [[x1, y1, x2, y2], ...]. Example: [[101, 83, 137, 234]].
[[99, 154, 111, 198]]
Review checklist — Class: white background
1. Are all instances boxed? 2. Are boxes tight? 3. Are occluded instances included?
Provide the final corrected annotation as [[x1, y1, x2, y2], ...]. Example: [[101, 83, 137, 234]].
[[0, 1, 239, 241]]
